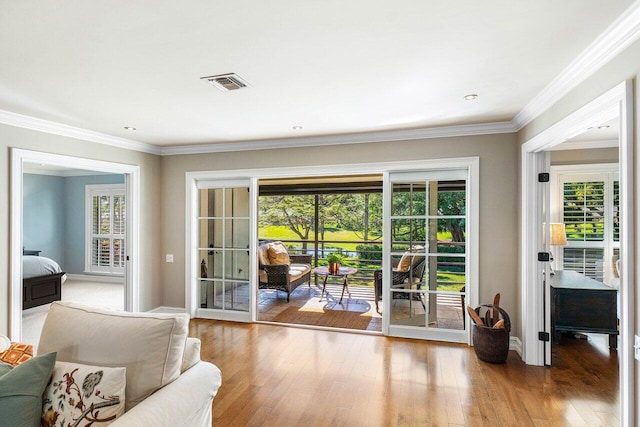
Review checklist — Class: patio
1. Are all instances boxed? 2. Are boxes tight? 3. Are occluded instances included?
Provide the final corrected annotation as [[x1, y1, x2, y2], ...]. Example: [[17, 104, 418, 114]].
[[258, 280, 465, 332]]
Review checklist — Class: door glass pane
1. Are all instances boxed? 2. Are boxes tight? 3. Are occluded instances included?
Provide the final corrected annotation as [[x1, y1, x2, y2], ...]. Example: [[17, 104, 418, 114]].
[[197, 185, 251, 314], [391, 218, 426, 250], [437, 186, 466, 215], [422, 255, 466, 291], [431, 218, 466, 254], [392, 183, 426, 216], [226, 219, 250, 248], [232, 188, 250, 217]]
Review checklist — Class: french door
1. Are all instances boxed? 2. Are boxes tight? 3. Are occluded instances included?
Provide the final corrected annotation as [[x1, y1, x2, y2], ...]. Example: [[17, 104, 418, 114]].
[[193, 179, 254, 321], [384, 170, 473, 343]]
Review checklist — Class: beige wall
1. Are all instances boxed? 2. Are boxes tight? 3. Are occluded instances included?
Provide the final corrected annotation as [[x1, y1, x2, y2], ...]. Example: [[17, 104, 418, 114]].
[[160, 133, 521, 334], [550, 147, 619, 165], [0, 123, 162, 336], [518, 36, 640, 422]]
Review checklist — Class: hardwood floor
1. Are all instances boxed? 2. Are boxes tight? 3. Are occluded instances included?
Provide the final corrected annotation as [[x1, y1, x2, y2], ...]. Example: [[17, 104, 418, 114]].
[[190, 320, 619, 427]]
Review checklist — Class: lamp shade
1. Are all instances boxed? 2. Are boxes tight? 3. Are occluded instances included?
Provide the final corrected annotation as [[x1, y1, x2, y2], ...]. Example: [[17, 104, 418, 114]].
[[550, 223, 568, 246]]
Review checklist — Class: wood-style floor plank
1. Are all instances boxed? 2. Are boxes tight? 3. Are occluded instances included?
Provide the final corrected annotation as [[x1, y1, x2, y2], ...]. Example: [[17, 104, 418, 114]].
[[190, 320, 619, 426]]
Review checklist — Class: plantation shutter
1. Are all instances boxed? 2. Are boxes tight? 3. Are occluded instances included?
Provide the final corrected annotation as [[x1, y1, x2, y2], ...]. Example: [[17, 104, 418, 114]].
[[563, 181, 605, 242], [562, 247, 604, 281], [86, 185, 126, 274]]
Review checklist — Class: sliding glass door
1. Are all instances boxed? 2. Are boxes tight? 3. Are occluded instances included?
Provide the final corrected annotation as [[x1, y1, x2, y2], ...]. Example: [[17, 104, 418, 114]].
[[194, 179, 253, 321], [384, 170, 470, 342]]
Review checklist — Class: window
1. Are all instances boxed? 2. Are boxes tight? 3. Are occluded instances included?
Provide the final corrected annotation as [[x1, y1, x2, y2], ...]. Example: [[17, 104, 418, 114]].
[[85, 184, 126, 274], [552, 165, 619, 285]]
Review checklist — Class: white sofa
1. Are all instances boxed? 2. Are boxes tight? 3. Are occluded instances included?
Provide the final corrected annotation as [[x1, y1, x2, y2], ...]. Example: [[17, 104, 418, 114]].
[[38, 302, 222, 427]]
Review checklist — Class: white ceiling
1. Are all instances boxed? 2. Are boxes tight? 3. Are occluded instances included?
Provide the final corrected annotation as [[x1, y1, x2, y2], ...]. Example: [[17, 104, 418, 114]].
[[0, 1, 636, 150]]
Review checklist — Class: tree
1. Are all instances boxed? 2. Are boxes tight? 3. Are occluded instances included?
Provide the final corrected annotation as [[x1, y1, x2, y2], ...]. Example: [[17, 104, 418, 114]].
[[438, 191, 465, 242], [331, 193, 382, 241], [259, 195, 315, 249]]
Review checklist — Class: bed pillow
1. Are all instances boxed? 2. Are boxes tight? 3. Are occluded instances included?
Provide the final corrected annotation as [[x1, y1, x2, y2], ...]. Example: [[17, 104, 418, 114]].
[[0, 352, 56, 427], [42, 361, 126, 427]]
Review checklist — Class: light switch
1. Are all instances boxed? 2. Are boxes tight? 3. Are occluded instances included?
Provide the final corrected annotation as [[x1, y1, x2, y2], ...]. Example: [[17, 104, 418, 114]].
[[165, 254, 174, 263], [635, 335, 640, 361]]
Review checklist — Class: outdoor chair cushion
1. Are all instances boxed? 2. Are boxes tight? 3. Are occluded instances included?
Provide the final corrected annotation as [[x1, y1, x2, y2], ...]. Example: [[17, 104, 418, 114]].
[[259, 263, 311, 283]]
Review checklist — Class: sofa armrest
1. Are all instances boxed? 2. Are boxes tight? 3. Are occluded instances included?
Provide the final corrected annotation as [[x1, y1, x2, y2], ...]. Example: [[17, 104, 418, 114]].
[[110, 361, 222, 427]]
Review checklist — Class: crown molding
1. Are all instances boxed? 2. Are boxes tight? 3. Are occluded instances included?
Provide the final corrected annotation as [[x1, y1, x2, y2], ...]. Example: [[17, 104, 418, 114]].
[[160, 121, 517, 156], [0, 109, 161, 155], [512, 0, 640, 131]]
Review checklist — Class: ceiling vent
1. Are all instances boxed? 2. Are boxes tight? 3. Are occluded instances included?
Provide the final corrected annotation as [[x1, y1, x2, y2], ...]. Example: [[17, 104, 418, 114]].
[[200, 73, 249, 91]]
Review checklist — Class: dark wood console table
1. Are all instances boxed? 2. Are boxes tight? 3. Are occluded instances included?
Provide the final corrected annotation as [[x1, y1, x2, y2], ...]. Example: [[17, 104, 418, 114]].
[[550, 270, 618, 349]]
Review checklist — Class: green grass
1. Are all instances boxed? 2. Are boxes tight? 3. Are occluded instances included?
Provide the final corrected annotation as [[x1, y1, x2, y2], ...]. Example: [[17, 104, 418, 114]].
[[259, 225, 381, 251]]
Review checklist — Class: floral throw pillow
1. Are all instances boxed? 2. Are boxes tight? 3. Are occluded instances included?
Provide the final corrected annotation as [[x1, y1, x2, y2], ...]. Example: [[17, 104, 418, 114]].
[[42, 361, 126, 427]]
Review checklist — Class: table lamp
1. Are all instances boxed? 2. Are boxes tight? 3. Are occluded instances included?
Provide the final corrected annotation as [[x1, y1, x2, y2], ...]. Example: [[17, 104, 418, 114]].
[[550, 223, 567, 275]]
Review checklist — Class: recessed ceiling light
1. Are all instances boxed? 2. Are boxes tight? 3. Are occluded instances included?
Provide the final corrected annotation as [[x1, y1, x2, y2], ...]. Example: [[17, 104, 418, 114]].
[[124, 126, 136, 131], [598, 125, 610, 129], [464, 94, 478, 100], [292, 126, 303, 130]]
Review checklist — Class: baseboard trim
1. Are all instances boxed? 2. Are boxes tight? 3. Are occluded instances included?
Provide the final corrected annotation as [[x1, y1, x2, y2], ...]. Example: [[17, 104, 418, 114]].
[[148, 306, 186, 314], [65, 274, 124, 284], [510, 336, 523, 358]]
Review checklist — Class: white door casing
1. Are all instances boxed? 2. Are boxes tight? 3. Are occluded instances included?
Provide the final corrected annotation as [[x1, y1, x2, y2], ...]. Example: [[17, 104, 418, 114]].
[[520, 80, 633, 425]]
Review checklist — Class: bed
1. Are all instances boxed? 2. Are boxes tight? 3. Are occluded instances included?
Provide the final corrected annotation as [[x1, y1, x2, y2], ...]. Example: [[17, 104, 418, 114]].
[[23, 255, 66, 309]]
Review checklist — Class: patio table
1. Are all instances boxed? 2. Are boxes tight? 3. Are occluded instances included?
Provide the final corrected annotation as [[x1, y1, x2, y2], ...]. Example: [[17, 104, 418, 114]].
[[314, 266, 357, 303]]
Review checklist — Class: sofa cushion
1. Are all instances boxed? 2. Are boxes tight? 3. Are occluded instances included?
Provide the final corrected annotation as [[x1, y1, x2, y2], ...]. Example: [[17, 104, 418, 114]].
[[181, 337, 201, 373], [267, 242, 290, 265], [42, 361, 126, 427], [38, 302, 189, 411], [0, 352, 56, 427]]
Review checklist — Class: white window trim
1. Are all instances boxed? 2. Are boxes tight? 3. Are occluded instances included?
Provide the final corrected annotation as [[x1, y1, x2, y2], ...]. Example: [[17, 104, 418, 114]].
[[84, 184, 126, 275]]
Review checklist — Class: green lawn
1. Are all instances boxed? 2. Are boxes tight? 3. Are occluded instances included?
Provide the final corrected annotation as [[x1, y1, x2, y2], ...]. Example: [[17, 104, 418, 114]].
[[259, 225, 455, 252], [259, 225, 382, 251]]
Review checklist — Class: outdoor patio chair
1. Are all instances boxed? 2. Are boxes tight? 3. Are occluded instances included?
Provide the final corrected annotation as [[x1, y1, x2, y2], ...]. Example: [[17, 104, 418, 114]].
[[374, 255, 427, 312], [258, 242, 312, 302]]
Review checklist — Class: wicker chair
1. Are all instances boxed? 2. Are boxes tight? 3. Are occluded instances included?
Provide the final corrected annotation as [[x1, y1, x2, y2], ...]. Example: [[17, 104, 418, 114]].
[[374, 256, 426, 312], [258, 243, 312, 302]]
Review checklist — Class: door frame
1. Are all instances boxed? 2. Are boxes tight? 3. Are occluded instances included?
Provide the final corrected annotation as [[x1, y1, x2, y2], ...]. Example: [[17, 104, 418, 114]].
[[184, 157, 479, 340], [10, 148, 141, 340], [520, 80, 634, 424], [384, 167, 476, 343]]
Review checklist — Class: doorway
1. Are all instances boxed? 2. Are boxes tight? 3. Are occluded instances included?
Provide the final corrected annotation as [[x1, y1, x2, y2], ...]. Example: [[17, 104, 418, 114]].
[[185, 157, 479, 343], [520, 80, 633, 424], [10, 149, 140, 343]]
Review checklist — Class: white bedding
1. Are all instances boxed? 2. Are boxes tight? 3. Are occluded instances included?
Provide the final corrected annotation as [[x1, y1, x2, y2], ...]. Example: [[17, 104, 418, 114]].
[[23, 255, 63, 279]]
